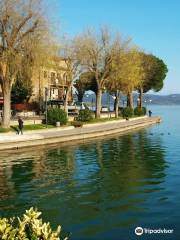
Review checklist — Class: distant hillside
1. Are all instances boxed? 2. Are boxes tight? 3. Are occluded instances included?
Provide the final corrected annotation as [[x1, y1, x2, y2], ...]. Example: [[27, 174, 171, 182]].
[[143, 94, 180, 105], [82, 93, 180, 105]]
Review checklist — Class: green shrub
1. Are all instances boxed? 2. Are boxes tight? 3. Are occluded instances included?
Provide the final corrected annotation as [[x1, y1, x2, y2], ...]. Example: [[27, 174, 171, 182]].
[[0, 207, 68, 240], [142, 107, 147, 115], [77, 109, 94, 122], [121, 107, 134, 118], [134, 107, 147, 116], [118, 107, 124, 117], [47, 108, 68, 125]]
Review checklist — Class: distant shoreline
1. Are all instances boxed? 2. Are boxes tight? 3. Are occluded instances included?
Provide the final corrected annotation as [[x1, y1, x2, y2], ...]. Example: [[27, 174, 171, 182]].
[[83, 93, 180, 106]]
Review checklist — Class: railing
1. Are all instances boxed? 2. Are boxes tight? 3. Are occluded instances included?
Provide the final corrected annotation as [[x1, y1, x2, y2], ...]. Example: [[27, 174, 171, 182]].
[[50, 79, 68, 87]]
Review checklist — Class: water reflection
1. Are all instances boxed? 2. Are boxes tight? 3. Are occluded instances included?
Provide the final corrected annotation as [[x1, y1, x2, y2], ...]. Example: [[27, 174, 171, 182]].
[[0, 129, 167, 239]]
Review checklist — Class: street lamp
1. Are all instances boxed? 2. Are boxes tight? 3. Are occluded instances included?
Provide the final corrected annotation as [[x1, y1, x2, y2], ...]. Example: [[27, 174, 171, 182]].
[[103, 87, 109, 118], [112, 95, 116, 116], [45, 87, 48, 128]]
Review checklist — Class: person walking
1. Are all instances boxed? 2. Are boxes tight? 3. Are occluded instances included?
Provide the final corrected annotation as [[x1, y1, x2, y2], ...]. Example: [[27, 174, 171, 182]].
[[18, 117, 24, 135], [148, 110, 152, 117]]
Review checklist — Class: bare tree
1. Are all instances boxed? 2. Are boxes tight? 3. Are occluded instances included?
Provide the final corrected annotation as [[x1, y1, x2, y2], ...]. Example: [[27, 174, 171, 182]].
[[74, 28, 113, 118], [0, 0, 48, 128], [60, 40, 80, 115]]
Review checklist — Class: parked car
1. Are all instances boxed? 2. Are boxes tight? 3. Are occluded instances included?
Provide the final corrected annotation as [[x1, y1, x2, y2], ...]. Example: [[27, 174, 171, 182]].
[[101, 106, 109, 112], [68, 102, 89, 115], [68, 102, 88, 110], [75, 101, 88, 110]]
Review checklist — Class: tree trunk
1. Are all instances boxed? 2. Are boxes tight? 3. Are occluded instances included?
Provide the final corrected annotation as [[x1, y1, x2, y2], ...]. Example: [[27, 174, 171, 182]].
[[2, 86, 11, 128], [113, 98, 116, 112], [77, 91, 84, 103], [115, 90, 120, 118], [139, 87, 143, 108], [96, 88, 102, 118], [127, 94, 130, 107], [127, 92, 133, 108], [64, 89, 70, 116]]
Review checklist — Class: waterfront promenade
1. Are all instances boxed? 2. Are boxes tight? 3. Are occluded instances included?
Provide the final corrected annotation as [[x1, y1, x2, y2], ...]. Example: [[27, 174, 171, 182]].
[[0, 116, 160, 151]]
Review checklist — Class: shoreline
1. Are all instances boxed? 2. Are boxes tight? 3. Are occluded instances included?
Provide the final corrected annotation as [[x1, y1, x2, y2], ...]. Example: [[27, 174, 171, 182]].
[[0, 116, 160, 151]]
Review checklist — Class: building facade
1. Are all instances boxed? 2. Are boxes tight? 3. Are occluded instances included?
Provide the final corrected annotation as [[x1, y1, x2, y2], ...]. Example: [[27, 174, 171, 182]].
[[0, 57, 73, 113], [31, 57, 73, 105]]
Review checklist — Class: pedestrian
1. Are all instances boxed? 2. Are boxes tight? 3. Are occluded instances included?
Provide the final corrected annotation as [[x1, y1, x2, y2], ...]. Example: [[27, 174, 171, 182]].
[[148, 110, 152, 117], [18, 117, 24, 135]]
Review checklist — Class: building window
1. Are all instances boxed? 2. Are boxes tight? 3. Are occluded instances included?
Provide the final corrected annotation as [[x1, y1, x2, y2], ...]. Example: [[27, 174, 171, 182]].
[[44, 71, 47, 78], [51, 72, 56, 83], [63, 73, 67, 85], [51, 88, 59, 99], [65, 75, 68, 84], [57, 73, 61, 80]]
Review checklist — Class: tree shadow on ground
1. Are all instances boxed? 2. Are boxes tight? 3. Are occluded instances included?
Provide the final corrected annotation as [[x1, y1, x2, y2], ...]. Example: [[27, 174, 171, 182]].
[[10, 126, 19, 134]]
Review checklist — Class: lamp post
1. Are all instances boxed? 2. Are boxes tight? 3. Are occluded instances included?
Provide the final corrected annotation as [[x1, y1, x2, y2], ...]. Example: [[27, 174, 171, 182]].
[[107, 93, 110, 118], [91, 97, 94, 111], [103, 86, 108, 118], [45, 87, 48, 128], [112, 95, 116, 117]]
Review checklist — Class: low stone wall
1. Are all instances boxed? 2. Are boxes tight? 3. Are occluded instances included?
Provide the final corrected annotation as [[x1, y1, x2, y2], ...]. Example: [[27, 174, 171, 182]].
[[0, 117, 160, 151]]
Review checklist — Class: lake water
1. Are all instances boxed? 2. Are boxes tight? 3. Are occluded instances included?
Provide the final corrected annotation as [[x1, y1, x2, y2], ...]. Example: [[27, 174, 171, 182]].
[[0, 105, 180, 240]]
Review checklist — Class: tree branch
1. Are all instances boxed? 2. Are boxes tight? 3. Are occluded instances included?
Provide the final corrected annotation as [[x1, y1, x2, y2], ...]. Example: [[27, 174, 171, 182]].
[[15, 20, 39, 47], [10, 13, 33, 46]]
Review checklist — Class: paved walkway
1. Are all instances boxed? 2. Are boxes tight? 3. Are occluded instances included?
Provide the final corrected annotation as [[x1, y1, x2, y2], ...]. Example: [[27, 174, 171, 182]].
[[0, 116, 160, 150]]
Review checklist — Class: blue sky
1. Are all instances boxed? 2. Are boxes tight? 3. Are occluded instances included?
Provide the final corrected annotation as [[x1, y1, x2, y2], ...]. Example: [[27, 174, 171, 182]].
[[48, 0, 180, 95]]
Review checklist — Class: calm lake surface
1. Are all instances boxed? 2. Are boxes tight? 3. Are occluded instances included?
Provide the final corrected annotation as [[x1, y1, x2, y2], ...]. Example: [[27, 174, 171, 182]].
[[0, 105, 180, 240]]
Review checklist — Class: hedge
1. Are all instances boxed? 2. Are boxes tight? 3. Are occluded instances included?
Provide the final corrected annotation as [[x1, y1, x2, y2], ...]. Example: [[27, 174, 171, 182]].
[[134, 107, 147, 116], [121, 107, 134, 118], [47, 108, 68, 125], [77, 109, 94, 122]]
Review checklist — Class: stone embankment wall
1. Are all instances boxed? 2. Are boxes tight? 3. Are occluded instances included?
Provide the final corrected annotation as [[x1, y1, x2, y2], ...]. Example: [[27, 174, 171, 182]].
[[0, 117, 160, 151]]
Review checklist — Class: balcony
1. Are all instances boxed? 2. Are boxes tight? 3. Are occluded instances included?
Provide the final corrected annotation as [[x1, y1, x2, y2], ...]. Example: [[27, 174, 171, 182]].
[[50, 78, 68, 87]]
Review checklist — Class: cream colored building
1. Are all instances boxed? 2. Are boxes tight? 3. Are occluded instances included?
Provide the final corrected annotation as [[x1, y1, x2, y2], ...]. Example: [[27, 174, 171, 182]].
[[31, 56, 73, 104], [0, 57, 73, 111]]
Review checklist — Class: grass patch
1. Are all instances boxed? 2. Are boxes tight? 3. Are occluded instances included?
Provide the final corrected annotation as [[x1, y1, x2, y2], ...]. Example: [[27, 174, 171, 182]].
[[23, 124, 55, 130], [1, 123, 70, 133], [0, 127, 11, 133], [10, 124, 55, 132], [70, 117, 122, 126], [87, 117, 122, 124]]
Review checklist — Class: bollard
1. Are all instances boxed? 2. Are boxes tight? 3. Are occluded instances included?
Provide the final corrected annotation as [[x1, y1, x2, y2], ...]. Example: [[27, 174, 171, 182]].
[[56, 121, 60, 127]]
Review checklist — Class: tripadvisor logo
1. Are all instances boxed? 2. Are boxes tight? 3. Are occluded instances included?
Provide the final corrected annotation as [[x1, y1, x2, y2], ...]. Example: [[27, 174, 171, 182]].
[[135, 227, 143, 236], [134, 226, 174, 236]]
